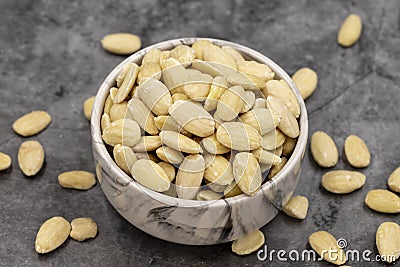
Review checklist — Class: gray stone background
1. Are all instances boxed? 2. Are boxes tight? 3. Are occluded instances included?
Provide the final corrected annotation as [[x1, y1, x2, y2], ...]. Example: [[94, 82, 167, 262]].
[[0, 0, 399, 266]]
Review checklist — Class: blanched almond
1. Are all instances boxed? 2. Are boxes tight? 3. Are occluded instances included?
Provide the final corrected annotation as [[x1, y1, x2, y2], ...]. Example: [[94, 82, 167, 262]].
[[113, 144, 137, 174], [282, 196, 309, 219], [183, 73, 212, 101], [227, 72, 266, 91], [0, 152, 11, 171], [35, 216, 71, 254], [344, 135, 370, 168], [237, 61, 274, 81], [221, 46, 245, 63], [282, 137, 297, 157], [322, 170, 365, 194], [138, 78, 172, 115], [160, 131, 202, 154], [204, 76, 228, 112], [157, 162, 176, 182], [176, 154, 205, 199], [170, 45, 195, 67], [240, 108, 277, 135], [156, 146, 184, 164], [171, 93, 189, 103], [70, 218, 98, 241], [101, 33, 141, 55], [292, 67, 318, 100], [58, 171, 96, 190], [224, 181, 243, 198], [191, 40, 212, 60], [215, 85, 245, 121], [308, 231, 347, 265], [252, 147, 281, 166], [203, 44, 237, 71], [131, 159, 170, 192], [202, 134, 230, 154], [83, 96, 95, 121], [116, 63, 132, 87], [311, 131, 338, 168], [365, 189, 400, 213], [153, 115, 191, 136], [204, 154, 234, 186], [102, 119, 141, 147], [264, 80, 300, 118], [132, 136, 162, 152], [262, 128, 286, 150], [388, 167, 400, 193], [13, 111, 51, 137], [232, 230, 265, 255], [233, 152, 262, 195], [268, 157, 288, 179], [137, 62, 161, 83], [191, 60, 223, 77], [337, 14, 362, 47], [267, 96, 299, 138], [161, 58, 188, 94], [109, 101, 128, 122], [376, 222, 400, 263], [127, 98, 159, 135], [18, 140, 44, 176], [100, 113, 111, 132], [168, 100, 214, 137], [142, 48, 162, 64], [216, 122, 262, 151], [115, 63, 139, 103], [240, 91, 256, 113], [197, 190, 221, 201]]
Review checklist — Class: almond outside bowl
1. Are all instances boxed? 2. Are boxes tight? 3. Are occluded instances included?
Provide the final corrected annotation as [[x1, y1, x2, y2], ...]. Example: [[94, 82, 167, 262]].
[[91, 38, 308, 245]]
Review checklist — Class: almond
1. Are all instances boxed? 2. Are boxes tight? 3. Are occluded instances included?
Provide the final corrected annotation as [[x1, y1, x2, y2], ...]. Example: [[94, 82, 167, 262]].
[[13, 111, 51, 137], [203, 44, 237, 71], [109, 101, 128, 122], [240, 108, 277, 135], [344, 135, 370, 168], [35, 216, 71, 254], [113, 144, 137, 174], [0, 152, 12, 171], [138, 78, 172, 115], [204, 76, 228, 111], [321, 170, 366, 194], [268, 157, 288, 179], [196, 190, 221, 201], [216, 122, 262, 151], [388, 167, 400, 193], [227, 72, 266, 91], [308, 231, 347, 265], [192, 40, 213, 60], [262, 128, 286, 150], [282, 195, 309, 219], [127, 98, 159, 135], [157, 162, 176, 182], [365, 189, 400, 213], [292, 67, 318, 100], [282, 137, 297, 157], [376, 222, 400, 263], [153, 115, 191, 136], [337, 14, 362, 47], [240, 91, 256, 113], [311, 131, 339, 168], [132, 136, 162, 152], [131, 159, 170, 192], [252, 147, 282, 166], [221, 46, 245, 63], [264, 79, 300, 118], [101, 33, 141, 55], [142, 48, 162, 65], [233, 152, 262, 195], [176, 154, 205, 199], [170, 45, 196, 67], [224, 181, 243, 198], [115, 63, 139, 103], [159, 131, 202, 154], [216, 85, 245, 121], [18, 140, 44, 176], [70, 218, 98, 242], [232, 230, 265, 255], [83, 96, 95, 121], [204, 154, 234, 186], [183, 73, 212, 101], [156, 146, 184, 165], [161, 58, 188, 94], [202, 133, 230, 154], [58, 171, 96, 190], [102, 119, 141, 147], [237, 61, 274, 81], [168, 100, 214, 137], [266, 96, 299, 138], [137, 62, 161, 83]]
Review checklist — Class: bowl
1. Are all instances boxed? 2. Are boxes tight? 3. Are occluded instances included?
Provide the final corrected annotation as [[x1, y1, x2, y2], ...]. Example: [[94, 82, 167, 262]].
[[91, 37, 308, 245]]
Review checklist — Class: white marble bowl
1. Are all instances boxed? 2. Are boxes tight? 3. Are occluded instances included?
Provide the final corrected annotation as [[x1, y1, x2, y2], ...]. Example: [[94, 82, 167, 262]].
[[91, 38, 308, 245]]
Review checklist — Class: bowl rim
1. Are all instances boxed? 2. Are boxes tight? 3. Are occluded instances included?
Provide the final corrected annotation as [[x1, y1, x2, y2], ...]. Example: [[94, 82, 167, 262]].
[[91, 37, 308, 208]]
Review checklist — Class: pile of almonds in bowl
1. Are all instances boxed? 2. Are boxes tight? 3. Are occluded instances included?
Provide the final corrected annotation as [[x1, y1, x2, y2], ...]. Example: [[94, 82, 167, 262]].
[[99, 40, 301, 201]]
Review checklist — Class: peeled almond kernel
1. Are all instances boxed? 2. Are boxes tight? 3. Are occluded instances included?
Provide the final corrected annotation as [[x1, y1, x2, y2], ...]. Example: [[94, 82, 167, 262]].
[[344, 135, 370, 168], [232, 230, 265, 255], [337, 14, 362, 47], [282, 195, 309, 219], [101, 33, 141, 55]]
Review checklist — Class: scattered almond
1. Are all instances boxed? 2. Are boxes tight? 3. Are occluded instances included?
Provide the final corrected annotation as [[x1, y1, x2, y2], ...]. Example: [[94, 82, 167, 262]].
[[18, 140, 45, 176], [311, 131, 338, 168], [35, 216, 71, 254], [232, 230, 265, 255], [101, 33, 141, 55], [13, 111, 51, 137], [282, 195, 309, 219], [70, 218, 98, 241], [344, 135, 370, 168]]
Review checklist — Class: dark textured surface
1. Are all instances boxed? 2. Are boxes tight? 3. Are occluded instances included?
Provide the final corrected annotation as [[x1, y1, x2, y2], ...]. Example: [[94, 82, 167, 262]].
[[0, 0, 399, 266]]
